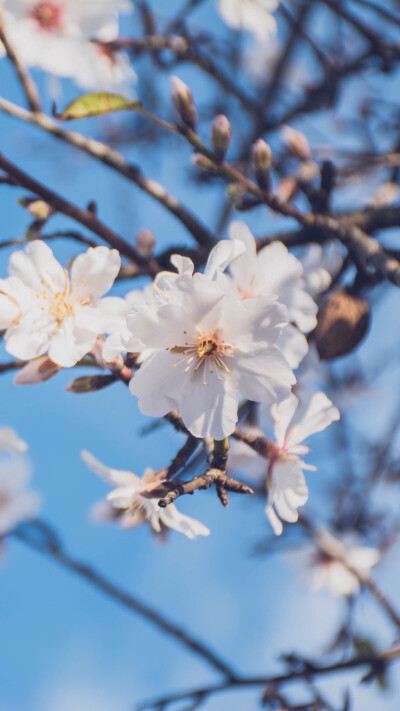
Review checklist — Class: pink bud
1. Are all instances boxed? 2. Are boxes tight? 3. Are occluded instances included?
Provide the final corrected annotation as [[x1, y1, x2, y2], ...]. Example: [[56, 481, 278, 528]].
[[14, 356, 61, 385], [211, 114, 231, 161], [136, 229, 155, 257], [171, 76, 197, 130], [252, 139, 272, 190], [282, 126, 312, 161]]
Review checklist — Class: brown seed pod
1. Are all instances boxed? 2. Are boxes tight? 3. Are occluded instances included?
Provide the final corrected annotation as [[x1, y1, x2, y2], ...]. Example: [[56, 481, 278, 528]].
[[316, 292, 370, 360]]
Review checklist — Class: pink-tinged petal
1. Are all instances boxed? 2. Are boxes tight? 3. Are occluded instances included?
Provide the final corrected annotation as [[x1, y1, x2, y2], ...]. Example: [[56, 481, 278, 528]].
[[81, 450, 140, 488], [159, 505, 210, 538], [179, 374, 239, 439], [0, 293, 20, 329], [8, 240, 65, 293], [14, 356, 60, 385], [235, 347, 295, 405], [130, 350, 191, 417], [204, 239, 246, 281], [286, 391, 340, 450], [48, 318, 96, 367], [70, 246, 120, 299]]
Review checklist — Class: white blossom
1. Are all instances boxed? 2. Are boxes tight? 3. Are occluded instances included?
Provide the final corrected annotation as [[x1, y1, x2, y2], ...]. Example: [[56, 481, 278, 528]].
[[128, 240, 295, 440], [227, 222, 317, 368], [298, 534, 380, 596], [0, 0, 134, 89], [0, 241, 124, 368], [301, 243, 343, 296], [0, 444, 40, 537], [82, 451, 210, 539], [218, 0, 279, 41], [229, 391, 340, 535]]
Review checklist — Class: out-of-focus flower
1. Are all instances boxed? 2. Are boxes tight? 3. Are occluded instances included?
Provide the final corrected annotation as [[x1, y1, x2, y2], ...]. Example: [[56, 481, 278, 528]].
[[128, 240, 295, 440], [301, 243, 343, 296], [0, 0, 134, 90], [229, 391, 340, 535], [218, 0, 279, 41], [82, 451, 210, 539], [228, 222, 316, 368], [0, 427, 28, 454], [0, 431, 40, 540], [13, 355, 61, 385], [298, 534, 380, 596], [0, 241, 124, 368]]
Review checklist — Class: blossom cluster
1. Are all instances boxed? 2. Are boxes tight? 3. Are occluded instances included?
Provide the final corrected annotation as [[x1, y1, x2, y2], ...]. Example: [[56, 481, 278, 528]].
[[0, 0, 135, 91], [0, 223, 341, 539]]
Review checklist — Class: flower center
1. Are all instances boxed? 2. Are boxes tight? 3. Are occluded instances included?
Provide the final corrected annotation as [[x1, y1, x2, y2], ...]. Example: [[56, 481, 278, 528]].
[[30, 2, 63, 31], [37, 271, 90, 325], [170, 330, 234, 386]]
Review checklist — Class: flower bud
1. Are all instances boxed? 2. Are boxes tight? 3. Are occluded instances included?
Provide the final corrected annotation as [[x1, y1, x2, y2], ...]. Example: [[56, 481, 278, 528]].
[[66, 374, 116, 393], [14, 356, 60, 385], [170, 76, 197, 130], [282, 125, 312, 161], [18, 197, 54, 220], [211, 114, 231, 161], [316, 292, 370, 360], [136, 228, 155, 257], [252, 139, 272, 190]]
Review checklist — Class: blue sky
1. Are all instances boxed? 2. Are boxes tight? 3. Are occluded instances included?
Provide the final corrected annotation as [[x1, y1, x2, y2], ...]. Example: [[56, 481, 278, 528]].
[[1, 1, 400, 709]]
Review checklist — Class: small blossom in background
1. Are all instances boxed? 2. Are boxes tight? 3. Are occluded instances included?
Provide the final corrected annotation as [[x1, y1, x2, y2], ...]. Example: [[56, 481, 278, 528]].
[[0, 428, 40, 545], [0, 241, 125, 368], [294, 534, 380, 596], [82, 451, 210, 540], [0, 0, 134, 90], [128, 240, 295, 440], [229, 391, 340, 535], [218, 0, 279, 41]]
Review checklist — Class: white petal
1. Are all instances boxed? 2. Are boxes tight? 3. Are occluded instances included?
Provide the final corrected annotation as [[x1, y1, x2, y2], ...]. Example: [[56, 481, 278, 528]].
[[0, 293, 20, 329], [0, 427, 28, 454], [48, 317, 97, 367], [204, 239, 246, 281], [70, 246, 120, 299], [8, 240, 65, 293], [266, 459, 308, 535], [236, 347, 295, 405], [286, 391, 340, 450], [179, 373, 239, 439], [277, 324, 309, 369], [159, 505, 210, 538], [130, 350, 191, 417], [81, 450, 140, 488]]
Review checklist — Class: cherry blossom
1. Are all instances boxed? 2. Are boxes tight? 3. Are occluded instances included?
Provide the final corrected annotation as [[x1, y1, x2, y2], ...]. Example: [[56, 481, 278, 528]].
[[82, 451, 210, 539], [298, 534, 380, 596], [0, 437, 40, 537], [218, 0, 279, 41], [300, 243, 343, 296], [127, 242, 295, 440], [229, 391, 340, 535], [227, 222, 317, 368], [0, 241, 124, 368], [0, 0, 134, 89]]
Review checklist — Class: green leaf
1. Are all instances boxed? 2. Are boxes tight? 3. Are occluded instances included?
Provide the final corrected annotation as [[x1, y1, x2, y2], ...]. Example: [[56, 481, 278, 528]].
[[52, 92, 142, 121]]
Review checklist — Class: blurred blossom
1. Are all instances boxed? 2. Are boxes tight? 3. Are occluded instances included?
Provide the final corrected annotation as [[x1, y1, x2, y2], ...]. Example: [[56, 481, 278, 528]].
[[294, 534, 380, 596], [300, 242, 344, 296], [218, 0, 279, 41], [0, 432, 40, 541], [82, 450, 210, 539], [0, 0, 134, 90]]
